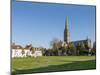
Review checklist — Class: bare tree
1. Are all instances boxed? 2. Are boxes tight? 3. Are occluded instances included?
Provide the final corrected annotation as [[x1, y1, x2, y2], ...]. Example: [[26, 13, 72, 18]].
[[50, 38, 63, 56]]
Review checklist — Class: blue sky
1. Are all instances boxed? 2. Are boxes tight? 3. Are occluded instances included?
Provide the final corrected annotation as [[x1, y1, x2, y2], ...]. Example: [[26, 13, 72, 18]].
[[12, 0, 96, 48]]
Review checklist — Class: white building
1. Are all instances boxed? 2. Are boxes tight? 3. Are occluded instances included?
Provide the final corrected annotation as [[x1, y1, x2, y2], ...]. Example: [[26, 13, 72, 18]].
[[33, 48, 42, 57], [12, 49, 23, 57], [11, 43, 42, 58]]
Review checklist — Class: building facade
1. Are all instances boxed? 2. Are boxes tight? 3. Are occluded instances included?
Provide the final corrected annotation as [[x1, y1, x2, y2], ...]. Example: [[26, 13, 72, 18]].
[[11, 43, 42, 58]]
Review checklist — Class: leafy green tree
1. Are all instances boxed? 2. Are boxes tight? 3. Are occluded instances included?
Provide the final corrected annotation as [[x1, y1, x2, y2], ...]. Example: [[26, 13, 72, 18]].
[[88, 41, 91, 49], [62, 47, 67, 56], [93, 41, 96, 50], [63, 43, 67, 50], [80, 42, 84, 55], [80, 42, 88, 55], [39, 47, 46, 56], [31, 47, 35, 54], [80, 42, 85, 50], [47, 49, 54, 56], [69, 43, 76, 55], [92, 41, 96, 55], [76, 43, 81, 55]]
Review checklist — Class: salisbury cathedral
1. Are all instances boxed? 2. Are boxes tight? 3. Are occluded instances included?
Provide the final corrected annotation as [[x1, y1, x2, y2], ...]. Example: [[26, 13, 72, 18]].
[[56, 17, 92, 56], [64, 17, 91, 49], [44, 17, 93, 56]]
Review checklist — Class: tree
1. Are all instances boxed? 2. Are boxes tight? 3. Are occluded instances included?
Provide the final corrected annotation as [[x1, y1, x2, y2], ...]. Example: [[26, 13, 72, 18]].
[[76, 43, 81, 55], [87, 41, 91, 49], [44, 49, 49, 56], [93, 41, 96, 50], [31, 47, 35, 54], [80, 42, 88, 55], [47, 49, 54, 56], [58, 40, 63, 49], [61, 44, 67, 56], [92, 41, 96, 55], [50, 38, 63, 55], [68, 43, 76, 55], [39, 47, 46, 56], [50, 38, 58, 49], [80, 42, 85, 50], [50, 38, 62, 50]]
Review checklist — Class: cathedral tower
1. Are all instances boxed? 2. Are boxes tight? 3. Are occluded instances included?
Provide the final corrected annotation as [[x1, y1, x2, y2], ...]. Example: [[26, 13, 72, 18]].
[[64, 17, 70, 44]]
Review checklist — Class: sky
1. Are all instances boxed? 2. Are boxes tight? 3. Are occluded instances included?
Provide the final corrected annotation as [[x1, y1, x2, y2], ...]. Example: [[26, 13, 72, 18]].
[[12, 0, 96, 48]]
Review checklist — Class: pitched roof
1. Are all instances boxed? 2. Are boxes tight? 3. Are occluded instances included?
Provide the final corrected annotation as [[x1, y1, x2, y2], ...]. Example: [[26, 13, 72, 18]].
[[24, 44, 32, 50], [11, 44, 23, 49]]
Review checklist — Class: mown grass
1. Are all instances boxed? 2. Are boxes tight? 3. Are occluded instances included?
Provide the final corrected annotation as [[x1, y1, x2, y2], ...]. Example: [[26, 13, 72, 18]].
[[12, 56, 96, 75]]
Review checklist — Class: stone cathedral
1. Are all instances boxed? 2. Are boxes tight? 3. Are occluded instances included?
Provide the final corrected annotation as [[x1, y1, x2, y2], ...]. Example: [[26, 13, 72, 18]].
[[64, 17, 91, 49]]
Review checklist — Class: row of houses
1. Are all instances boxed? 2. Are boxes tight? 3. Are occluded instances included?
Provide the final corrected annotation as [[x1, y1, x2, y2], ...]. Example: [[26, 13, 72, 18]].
[[11, 43, 42, 58]]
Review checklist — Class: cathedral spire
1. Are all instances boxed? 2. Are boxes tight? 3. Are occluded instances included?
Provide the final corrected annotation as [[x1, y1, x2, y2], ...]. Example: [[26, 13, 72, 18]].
[[64, 17, 70, 44], [65, 17, 68, 30]]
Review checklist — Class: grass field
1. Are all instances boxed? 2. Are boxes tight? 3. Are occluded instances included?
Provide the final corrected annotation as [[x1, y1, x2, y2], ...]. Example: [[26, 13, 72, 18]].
[[12, 56, 96, 74]]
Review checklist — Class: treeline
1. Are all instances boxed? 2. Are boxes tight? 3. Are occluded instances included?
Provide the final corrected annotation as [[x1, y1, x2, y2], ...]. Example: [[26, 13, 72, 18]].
[[41, 38, 96, 56], [24, 38, 96, 56]]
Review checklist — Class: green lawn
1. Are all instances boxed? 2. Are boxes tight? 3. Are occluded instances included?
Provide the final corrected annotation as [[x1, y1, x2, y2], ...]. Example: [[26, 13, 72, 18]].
[[12, 56, 96, 74]]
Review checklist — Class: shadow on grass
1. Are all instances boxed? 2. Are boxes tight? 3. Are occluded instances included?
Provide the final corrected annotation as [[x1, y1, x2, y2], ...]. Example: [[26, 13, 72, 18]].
[[12, 60, 96, 75]]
